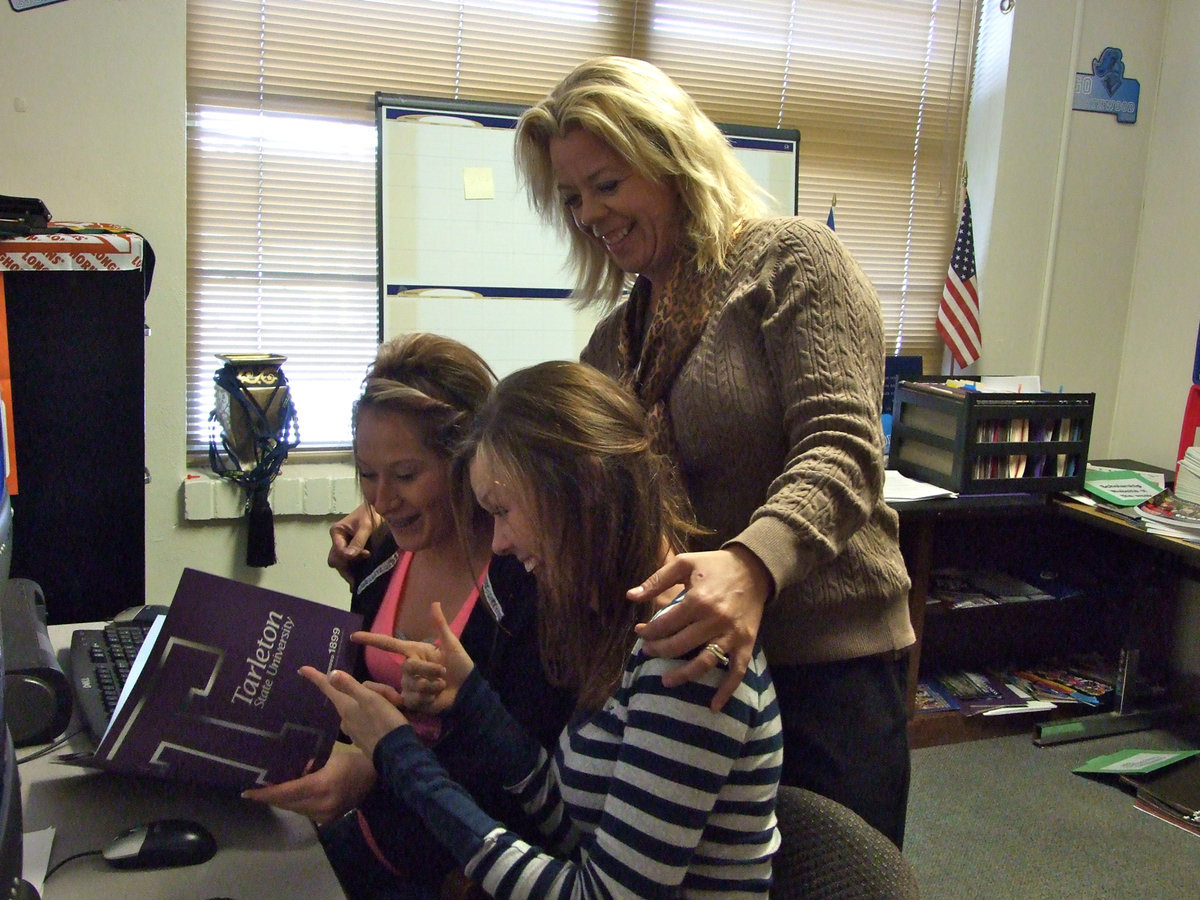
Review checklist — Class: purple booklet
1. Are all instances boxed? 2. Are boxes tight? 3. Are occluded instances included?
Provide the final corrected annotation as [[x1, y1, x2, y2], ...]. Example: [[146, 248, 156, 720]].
[[78, 568, 361, 790]]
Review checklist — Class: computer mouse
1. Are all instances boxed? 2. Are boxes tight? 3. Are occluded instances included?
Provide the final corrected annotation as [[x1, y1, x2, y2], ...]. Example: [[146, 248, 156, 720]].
[[102, 818, 217, 870]]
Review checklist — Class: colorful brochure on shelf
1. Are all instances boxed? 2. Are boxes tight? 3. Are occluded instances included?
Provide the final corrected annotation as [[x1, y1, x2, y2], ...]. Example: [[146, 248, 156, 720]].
[[930, 671, 1055, 717], [64, 568, 362, 790], [1136, 489, 1200, 542]]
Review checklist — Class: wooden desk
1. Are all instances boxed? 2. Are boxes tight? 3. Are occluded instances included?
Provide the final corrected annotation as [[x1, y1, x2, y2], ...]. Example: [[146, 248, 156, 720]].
[[896, 491, 1197, 748], [19, 625, 347, 900]]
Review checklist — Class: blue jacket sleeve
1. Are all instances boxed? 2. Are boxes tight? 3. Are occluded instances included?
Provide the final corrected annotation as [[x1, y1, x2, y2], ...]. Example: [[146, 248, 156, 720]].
[[372, 667, 549, 866], [372, 724, 500, 865]]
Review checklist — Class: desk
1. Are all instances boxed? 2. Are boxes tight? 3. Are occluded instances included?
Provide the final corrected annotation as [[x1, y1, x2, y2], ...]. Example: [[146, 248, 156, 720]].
[[896, 488, 1199, 748], [19, 625, 346, 900]]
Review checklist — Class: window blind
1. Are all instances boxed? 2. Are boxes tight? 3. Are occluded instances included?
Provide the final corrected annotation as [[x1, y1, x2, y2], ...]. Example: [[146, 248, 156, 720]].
[[186, 0, 977, 450]]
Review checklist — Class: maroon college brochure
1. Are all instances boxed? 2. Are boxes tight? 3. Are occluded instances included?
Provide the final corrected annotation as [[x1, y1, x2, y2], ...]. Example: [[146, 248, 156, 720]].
[[77, 568, 361, 790]]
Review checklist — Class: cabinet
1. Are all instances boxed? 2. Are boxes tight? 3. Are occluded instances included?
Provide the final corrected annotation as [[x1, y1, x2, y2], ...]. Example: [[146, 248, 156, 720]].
[[0, 228, 150, 624], [897, 492, 1191, 748]]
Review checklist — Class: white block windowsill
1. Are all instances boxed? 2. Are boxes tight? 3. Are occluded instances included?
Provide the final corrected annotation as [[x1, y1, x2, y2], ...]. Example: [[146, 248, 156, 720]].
[[183, 463, 360, 520]]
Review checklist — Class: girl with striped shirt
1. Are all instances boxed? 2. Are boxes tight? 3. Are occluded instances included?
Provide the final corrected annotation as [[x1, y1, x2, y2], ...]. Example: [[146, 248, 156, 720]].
[[304, 360, 782, 898]]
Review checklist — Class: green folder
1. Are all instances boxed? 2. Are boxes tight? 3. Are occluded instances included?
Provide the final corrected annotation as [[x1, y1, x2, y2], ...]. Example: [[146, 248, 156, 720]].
[[1083, 467, 1161, 506]]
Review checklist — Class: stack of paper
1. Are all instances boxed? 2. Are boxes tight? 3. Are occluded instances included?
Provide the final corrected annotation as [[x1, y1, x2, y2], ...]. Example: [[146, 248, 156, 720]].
[[882, 469, 956, 503], [1177, 446, 1200, 504]]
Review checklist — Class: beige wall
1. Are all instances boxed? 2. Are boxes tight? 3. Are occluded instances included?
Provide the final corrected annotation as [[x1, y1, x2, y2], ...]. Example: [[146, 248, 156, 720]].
[[2, 0, 1198, 616], [971, 0, 1197, 471], [1117, 0, 1200, 467], [0, 0, 348, 610]]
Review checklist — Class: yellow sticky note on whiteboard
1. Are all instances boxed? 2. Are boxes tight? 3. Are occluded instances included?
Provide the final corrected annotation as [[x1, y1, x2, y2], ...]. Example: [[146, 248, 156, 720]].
[[463, 167, 494, 200]]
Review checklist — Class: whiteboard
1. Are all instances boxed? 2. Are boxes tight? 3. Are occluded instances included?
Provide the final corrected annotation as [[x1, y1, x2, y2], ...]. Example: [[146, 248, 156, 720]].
[[377, 93, 799, 378]]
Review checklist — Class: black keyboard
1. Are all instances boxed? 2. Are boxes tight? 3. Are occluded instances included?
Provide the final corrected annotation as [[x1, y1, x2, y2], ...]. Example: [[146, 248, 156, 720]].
[[69, 620, 156, 742]]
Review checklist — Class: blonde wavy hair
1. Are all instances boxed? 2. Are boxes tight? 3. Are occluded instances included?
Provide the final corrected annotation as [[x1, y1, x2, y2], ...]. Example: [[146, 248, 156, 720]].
[[515, 55, 769, 307]]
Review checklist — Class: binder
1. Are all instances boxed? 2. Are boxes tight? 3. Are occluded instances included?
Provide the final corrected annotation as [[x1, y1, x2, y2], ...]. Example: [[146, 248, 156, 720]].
[[1121, 754, 1200, 825]]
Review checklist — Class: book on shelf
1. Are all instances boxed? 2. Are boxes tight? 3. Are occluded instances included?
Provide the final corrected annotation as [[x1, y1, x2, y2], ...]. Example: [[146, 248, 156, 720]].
[[927, 566, 1077, 608], [922, 656, 1117, 719], [913, 679, 960, 713], [65, 567, 362, 790], [966, 569, 1054, 604], [927, 567, 997, 608], [928, 670, 1054, 717], [1009, 664, 1112, 707]]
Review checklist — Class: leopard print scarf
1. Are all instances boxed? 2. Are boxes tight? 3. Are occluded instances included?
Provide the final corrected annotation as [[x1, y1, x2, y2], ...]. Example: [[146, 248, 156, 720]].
[[615, 253, 714, 460]]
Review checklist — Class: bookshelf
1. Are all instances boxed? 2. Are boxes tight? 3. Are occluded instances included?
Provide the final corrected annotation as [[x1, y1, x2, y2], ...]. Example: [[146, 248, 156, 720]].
[[898, 488, 1195, 748]]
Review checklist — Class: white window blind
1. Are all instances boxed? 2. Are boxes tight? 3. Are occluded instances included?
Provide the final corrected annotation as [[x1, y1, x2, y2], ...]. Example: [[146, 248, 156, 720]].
[[186, 0, 977, 451]]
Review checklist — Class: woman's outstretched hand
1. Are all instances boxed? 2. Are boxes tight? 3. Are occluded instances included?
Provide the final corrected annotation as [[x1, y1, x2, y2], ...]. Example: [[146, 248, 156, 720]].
[[301, 604, 477, 756], [352, 602, 476, 716], [240, 742, 377, 824], [626, 545, 771, 711], [327, 502, 381, 583], [300, 665, 409, 758]]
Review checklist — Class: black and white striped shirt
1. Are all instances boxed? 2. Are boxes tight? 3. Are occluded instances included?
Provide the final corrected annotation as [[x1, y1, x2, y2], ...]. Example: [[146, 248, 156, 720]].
[[374, 620, 782, 899]]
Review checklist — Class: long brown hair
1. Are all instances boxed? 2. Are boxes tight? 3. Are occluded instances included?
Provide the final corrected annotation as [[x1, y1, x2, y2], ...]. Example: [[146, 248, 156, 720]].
[[456, 361, 700, 713]]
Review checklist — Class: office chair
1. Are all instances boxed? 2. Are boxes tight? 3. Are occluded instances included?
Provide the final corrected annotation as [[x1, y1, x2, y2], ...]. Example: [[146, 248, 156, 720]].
[[444, 785, 920, 900], [770, 785, 920, 899]]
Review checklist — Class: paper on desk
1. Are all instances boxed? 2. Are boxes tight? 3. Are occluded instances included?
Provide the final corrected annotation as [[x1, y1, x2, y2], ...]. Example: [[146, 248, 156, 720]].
[[979, 375, 1042, 393], [22, 825, 53, 896], [883, 469, 956, 503], [1083, 466, 1163, 506]]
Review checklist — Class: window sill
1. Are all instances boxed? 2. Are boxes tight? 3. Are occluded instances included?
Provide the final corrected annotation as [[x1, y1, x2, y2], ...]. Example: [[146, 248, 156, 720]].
[[182, 462, 359, 521]]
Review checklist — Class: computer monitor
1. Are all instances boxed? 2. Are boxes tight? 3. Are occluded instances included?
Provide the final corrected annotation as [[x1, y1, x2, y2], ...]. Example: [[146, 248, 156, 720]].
[[0, 483, 25, 895]]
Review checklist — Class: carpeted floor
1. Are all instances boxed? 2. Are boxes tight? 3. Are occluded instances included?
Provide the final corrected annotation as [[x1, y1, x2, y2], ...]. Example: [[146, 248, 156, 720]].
[[904, 726, 1200, 899]]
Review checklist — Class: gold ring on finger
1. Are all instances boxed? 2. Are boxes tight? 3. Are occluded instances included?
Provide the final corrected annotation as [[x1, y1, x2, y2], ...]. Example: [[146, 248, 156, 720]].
[[705, 643, 730, 668]]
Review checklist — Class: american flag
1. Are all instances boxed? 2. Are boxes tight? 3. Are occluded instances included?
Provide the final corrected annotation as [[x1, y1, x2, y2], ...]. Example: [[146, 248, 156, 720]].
[[937, 188, 981, 368]]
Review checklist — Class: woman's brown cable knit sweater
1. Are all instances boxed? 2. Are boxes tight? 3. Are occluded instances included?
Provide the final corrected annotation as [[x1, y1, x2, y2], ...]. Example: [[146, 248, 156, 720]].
[[583, 216, 914, 666]]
